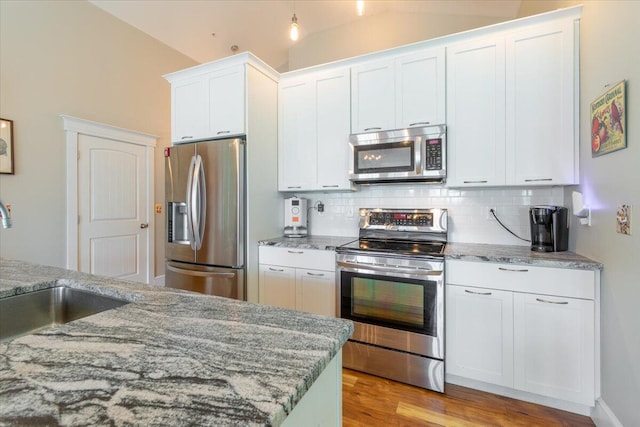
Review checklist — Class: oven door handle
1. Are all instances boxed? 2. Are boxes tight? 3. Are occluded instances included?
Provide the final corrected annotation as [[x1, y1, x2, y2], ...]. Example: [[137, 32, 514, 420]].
[[337, 260, 443, 277]]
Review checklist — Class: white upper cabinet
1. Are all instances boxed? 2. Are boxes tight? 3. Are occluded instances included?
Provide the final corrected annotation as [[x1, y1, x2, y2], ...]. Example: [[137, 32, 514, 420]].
[[447, 16, 578, 187], [351, 47, 445, 134], [447, 37, 506, 186], [167, 63, 246, 143], [279, 67, 353, 192], [396, 49, 446, 129], [207, 65, 245, 138], [506, 19, 577, 185]]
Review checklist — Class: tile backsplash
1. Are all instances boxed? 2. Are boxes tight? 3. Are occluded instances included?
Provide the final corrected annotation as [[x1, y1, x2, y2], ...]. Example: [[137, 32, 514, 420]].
[[302, 185, 566, 246]]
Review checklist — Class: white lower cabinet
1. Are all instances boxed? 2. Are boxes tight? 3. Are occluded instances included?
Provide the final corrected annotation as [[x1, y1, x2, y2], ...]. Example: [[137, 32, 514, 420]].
[[446, 260, 598, 410], [446, 285, 514, 387], [258, 246, 336, 317]]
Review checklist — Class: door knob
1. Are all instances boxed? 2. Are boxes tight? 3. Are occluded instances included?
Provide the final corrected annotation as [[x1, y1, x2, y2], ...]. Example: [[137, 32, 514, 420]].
[[140, 223, 149, 229]]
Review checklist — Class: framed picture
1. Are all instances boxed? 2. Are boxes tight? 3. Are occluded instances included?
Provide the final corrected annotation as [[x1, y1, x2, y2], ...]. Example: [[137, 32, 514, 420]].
[[591, 80, 626, 157], [0, 118, 14, 174]]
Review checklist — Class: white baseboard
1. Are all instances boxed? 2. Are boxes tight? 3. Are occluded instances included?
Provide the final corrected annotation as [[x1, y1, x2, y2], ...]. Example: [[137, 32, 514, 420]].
[[591, 398, 624, 427], [446, 374, 592, 416]]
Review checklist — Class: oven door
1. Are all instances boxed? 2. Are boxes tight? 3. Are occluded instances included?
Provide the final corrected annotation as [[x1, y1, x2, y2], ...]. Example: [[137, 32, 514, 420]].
[[337, 255, 444, 360]]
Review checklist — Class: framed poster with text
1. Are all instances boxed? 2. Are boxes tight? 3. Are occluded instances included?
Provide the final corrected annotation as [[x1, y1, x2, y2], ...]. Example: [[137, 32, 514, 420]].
[[591, 80, 626, 157]]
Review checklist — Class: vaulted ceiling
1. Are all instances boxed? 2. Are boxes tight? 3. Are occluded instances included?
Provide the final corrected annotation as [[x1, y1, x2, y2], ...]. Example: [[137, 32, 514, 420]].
[[90, 0, 522, 70]]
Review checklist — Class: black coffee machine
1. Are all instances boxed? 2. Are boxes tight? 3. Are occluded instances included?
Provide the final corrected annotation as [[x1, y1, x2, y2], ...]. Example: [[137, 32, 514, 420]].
[[529, 206, 569, 252]]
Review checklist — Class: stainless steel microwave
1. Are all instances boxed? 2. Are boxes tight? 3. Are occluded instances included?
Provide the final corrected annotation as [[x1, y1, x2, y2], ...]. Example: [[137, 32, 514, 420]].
[[349, 125, 446, 184]]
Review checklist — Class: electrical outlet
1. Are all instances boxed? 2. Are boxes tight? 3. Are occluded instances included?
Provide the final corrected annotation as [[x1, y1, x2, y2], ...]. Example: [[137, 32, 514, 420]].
[[155, 204, 162, 214], [487, 206, 497, 219], [616, 204, 631, 235]]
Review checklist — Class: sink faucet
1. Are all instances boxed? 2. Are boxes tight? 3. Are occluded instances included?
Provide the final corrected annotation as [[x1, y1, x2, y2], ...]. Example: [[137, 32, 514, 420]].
[[0, 198, 11, 228]]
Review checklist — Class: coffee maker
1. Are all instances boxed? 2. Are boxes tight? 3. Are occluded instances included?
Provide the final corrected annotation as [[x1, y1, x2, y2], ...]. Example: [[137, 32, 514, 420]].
[[284, 197, 308, 238], [529, 206, 569, 252]]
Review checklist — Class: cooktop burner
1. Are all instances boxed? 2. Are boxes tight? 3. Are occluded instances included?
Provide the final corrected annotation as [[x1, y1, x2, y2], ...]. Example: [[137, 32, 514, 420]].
[[338, 238, 445, 258]]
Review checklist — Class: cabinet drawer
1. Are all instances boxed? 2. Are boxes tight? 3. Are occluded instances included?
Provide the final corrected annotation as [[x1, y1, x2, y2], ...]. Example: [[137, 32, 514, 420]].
[[446, 260, 595, 300], [259, 246, 335, 271]]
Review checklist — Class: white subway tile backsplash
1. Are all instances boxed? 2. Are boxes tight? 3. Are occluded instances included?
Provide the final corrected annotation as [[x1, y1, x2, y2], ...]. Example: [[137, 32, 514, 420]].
[[306, 185, 566, 245]]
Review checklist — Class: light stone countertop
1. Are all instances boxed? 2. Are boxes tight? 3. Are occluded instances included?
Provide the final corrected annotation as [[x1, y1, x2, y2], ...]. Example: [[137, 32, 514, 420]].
[[258, 235, 357, 251], [445, 242, 603, 270], [0, 258, 353, 426]]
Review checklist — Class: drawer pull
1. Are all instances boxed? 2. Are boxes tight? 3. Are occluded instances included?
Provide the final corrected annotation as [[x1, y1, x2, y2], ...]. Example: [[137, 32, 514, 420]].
[[268, 267, 285, 272], [364, 127, 382, 132], [216, 130, 230, 135], [465, 289, 492, 296], [288, 250, 304, 254], [409, 121, 430, 127], [536, 298, 569, 305], [463, 180, 488, 184], [306, 272, 325, 277], [287, 186, 302, 189], [322, 185, 340, 188], [181, 136, 193, 140], [524, 178, 553, 182], [498, 267, 529, 272]]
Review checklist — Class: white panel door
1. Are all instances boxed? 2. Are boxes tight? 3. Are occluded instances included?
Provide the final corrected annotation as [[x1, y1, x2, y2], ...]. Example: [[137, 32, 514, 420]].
[[446, 285, 514, 387], [506, 20, 576, 185], [78, 134, 149, 282], [207, 65, 246, 137], [315, 68, 352, 190], [447, 37, 506, 186], [351, 59, 395, 133], [296, 269, 336, 316], [396, 48, 446, 129], [514, 292, 595, 405]]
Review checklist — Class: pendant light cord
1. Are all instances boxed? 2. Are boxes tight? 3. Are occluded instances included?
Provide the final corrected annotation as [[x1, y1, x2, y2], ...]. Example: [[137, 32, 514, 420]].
[[490, 209, 531, 242]]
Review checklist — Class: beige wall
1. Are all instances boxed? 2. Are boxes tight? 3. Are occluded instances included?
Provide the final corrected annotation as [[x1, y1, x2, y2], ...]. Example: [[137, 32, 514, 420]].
[[288, 11, 504, 70], [0, 1, 196, 276]]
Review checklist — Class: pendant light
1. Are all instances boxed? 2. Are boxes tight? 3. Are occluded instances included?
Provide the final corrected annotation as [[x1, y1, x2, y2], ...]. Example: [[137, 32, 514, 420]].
[[290, 12, 299, 41], [357, 0, 364, 16]]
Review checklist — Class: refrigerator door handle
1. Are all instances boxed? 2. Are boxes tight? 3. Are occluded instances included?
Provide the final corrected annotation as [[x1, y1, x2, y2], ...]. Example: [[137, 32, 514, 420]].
[[166, 264, 235, 278], [186, 154, 197, 250], [191, 154, 207, 250]]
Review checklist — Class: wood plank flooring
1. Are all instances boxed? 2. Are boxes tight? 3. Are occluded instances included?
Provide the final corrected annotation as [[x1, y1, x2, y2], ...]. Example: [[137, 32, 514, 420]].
[[342, 369, 595, 426]]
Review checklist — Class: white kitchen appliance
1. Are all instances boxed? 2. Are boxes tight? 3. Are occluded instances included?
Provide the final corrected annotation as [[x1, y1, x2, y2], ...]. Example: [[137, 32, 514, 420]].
[[284, 197, 308, 237]]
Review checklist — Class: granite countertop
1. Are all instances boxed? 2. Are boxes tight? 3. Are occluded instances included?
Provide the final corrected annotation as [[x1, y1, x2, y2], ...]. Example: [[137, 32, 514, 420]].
[[0, 258, 353, 426], [258, 235, 356, 251], [445, 242, 603, 270]]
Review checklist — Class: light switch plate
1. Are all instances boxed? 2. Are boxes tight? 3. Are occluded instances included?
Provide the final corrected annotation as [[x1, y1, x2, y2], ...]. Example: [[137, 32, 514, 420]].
[[616, 204, 631, 235]]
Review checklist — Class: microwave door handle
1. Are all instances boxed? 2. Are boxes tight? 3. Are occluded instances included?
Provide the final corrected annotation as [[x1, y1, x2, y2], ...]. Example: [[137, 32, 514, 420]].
[[186, 155, 197, 250], [415, 138, 423, 175]]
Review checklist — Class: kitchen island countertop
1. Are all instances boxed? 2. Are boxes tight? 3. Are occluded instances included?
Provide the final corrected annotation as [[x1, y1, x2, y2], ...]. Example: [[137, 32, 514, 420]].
[[445, 242, 603, 270], [0, 258, 353, 426]]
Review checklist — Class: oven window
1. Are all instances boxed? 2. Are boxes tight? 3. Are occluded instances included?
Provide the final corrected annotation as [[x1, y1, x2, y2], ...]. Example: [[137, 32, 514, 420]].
[[354, 141, 414, 174], [341, 271, 437, 336]]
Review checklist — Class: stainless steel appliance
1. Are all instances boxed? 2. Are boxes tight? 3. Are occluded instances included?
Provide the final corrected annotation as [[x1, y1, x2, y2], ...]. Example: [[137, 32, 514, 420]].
[[530, 205, 569, 252], [165, 138, 246, 300], [349, 125, 446, 184], [336, 208, 447, 392], [284, 196, 308, 237]]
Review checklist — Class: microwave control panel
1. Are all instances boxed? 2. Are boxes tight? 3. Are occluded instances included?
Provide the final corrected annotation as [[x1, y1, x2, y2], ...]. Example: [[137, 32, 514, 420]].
[[425, 139, 442, 170]]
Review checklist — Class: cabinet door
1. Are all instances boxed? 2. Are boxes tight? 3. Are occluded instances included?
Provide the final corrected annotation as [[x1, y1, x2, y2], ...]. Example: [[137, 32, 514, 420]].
[[172, 77, 206, 143], [278, 77, 316, 190], [514, 293, 594, 405], [396, 48, 446, 129], [351, 60, 395, 133], [207, 65, 245, 137], [316, 69, 352, 190], [259, 264, 297, 310], [506, 20, 576, 185], [446, 285, 514, 387], [296, 269, 336, 317], [447, 37, 506, 187]]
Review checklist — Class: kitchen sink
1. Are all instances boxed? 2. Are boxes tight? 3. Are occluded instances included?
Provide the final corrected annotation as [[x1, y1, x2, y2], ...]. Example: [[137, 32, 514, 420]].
[[0, 286, 130, 341]]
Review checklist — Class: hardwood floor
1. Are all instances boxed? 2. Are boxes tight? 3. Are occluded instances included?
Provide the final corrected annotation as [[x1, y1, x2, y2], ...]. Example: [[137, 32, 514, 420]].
[[342, 369, 595, 427]]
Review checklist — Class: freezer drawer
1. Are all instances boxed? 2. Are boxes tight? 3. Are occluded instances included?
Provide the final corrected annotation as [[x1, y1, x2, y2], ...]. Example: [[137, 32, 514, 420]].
[[166, 261, 245, 300]]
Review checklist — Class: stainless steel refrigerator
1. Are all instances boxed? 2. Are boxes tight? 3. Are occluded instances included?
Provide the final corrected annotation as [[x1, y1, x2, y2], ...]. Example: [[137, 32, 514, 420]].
[[165, 137, 246, 300]]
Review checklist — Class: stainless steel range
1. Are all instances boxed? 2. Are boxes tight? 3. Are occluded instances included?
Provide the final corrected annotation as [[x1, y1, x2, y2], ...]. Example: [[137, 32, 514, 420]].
[[336, 208, 447, 392]]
